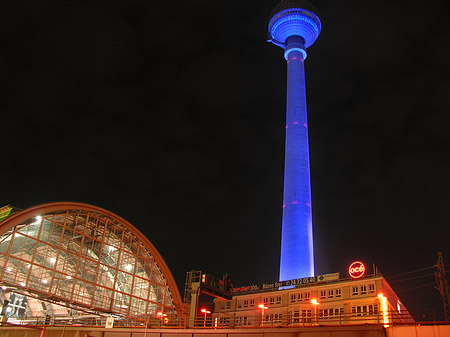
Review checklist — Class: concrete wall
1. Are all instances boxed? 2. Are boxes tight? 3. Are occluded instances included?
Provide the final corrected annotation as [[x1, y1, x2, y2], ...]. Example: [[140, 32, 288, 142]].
[[387, 325, 450, 337], [0, 326, 386, 337]]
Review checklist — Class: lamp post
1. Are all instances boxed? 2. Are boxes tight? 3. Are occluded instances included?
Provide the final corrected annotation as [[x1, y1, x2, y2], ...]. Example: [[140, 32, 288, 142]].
[[310, 299, 320, 326], [258, 304, 268, 327], [200, 308, 211, 327]]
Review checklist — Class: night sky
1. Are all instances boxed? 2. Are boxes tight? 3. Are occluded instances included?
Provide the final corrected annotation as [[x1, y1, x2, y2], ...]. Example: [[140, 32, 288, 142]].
[[1, 0, 450, 314]]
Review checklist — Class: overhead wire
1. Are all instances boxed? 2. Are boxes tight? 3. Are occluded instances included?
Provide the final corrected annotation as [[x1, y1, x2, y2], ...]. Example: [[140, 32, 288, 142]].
[[385, 266, 434, 279], [388, 273, 435, 284], [396, 282, 436, 294]]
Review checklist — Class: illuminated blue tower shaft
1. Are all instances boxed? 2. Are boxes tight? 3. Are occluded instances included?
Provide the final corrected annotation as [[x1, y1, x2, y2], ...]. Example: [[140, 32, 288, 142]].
[[268, 0, 321, 281], [280, 36, 314, 281]]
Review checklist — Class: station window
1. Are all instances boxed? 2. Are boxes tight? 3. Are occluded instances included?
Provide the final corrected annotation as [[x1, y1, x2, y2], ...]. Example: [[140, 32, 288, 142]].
[[360, 285, 367, 294], [289, 310, 300, 323], [301, 309, 312, 323], [237, 300, 242, 308], [304, 292, 310, 300], [290, 294, 296, 303], [328, 289, 334, 298], [250, 299, 255, 307], [273, 313, 282, 322], [276, 296, 282, 304], [335, 288, 342, 297], [269, 297, 275, 305], [243, 299, 248, 307], [352, 286, 359, 296], [320, 290, 326, 299], [369, 284, 375, 293], [263, 298, 268, 305], [352, 304, 378, 316], [320, 308, 344, 319]]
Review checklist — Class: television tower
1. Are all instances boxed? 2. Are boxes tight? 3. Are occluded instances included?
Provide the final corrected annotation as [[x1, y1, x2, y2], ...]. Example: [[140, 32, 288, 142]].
[[268, 0, 321, 281]]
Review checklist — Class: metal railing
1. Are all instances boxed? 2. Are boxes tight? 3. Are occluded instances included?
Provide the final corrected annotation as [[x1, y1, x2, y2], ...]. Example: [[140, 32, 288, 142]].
[[1, 309, 448, 329]]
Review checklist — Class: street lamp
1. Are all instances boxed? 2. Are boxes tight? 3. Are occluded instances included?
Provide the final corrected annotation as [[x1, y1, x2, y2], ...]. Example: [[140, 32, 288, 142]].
[[310, 299, 320, 326], [258, 304, 268, 327], [200, 308, 211, 327], [157, 311, 167, 327]]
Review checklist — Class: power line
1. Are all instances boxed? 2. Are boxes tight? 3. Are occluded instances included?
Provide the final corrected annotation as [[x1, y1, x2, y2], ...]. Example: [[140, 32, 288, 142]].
[[386, 266, 434, 279], [388, 273, 435, 284], [396, 282, 436, 294]]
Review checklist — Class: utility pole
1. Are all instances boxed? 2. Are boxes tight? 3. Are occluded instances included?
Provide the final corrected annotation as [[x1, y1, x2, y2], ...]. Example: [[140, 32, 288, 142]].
[[434, 252, 450, 321]]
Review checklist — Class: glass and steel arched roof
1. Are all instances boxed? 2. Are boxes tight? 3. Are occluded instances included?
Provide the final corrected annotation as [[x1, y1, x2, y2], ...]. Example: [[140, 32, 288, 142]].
[[0, 202, 182, 323]]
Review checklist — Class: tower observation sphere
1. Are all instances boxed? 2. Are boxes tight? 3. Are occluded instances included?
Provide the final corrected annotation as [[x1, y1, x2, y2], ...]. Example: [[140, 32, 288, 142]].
[[268, 0, 321, 281]]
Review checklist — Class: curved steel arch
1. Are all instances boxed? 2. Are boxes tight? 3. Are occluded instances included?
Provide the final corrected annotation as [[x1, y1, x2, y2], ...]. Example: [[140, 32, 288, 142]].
[[0, 202, 182, 322]]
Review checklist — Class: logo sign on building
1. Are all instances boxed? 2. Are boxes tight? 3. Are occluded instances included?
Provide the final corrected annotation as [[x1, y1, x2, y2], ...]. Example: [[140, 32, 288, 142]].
[[105, 317, 114, 328], [348, 261, 365, 279], [317, 272, 339, 283]]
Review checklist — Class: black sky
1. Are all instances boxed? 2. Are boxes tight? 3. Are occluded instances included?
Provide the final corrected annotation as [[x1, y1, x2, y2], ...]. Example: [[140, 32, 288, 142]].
[[1, 0, 450, 313]]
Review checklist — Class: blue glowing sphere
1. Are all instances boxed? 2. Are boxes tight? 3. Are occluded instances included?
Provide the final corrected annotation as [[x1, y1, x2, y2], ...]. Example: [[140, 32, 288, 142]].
[[268, 0, 321, 48]]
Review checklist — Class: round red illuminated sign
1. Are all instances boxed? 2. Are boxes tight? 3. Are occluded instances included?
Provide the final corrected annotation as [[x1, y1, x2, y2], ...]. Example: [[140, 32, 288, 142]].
[[349, 261, 366, 279]]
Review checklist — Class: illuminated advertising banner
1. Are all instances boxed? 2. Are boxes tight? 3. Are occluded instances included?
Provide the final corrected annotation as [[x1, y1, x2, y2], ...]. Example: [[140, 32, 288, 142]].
[[231, 273, 339, 294], [0, 206, 12, 221]]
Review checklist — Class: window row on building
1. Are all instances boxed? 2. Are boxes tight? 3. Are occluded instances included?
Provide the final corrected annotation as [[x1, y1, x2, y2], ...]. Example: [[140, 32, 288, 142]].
[[229, 282, 377, 310], [352, 284, 375, 296]]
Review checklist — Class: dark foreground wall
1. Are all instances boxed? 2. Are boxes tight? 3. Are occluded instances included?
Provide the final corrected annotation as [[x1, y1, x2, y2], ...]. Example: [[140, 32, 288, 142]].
[[3, 323, 450, 337], [0, 326, 386, 337]]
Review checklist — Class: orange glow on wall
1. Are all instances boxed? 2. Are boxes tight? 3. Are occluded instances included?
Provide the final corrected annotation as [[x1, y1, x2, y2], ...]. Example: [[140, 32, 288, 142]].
[[378, 293, 389, 327]]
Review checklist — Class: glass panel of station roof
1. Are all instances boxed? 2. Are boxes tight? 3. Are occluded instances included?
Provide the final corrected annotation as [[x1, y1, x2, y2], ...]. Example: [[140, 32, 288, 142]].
[[117, 270, 133, 295], [113, 292, 130, 313], [136, 257, 152, 278], [149, 284, 165, 303], [81, 236, 102, 260], [3, 256, 28, 285], [130, 296, 148, 318], [134, 275, 150, 299], [118, 250, 135, 273], [33, 241, 57, 269], [72, 279, 93, 305], [16, 218, 40, 238], [64, 227, 83, 254], [67, 212, 88, 233], [93, 285, 113, 309], [52, 271, 74, 298], [105, 222, 123, 249], [39, 217, 63, 246], [29, 264, 51, 293], [0, 234, 11, 254], [122, 229, 139, 252], [97, 262, 115, 289], [0, 255, 6, 275], [55, 250, 77, 278], [91, 215, 107, 240], [151, 263, 165, 284], [103, 244, 119, 268], [163, 288, 173, 307], [78, 256, 98, 283], [9, 232, 36, 263]]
